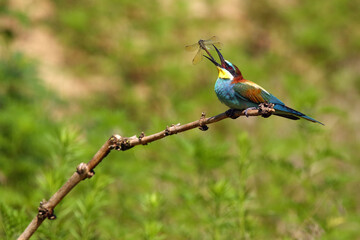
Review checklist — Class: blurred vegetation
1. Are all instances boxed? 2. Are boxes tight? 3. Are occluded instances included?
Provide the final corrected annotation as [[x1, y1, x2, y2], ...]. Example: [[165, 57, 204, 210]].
[[0, 0, 359, 239]]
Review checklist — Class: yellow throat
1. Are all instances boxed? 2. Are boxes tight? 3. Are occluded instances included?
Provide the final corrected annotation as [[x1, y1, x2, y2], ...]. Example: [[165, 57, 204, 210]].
[[217, 67, 232, 79]]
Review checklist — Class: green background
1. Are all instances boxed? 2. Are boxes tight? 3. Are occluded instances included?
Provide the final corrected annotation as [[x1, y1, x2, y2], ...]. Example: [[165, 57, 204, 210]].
[[0, 0, 359, 239]]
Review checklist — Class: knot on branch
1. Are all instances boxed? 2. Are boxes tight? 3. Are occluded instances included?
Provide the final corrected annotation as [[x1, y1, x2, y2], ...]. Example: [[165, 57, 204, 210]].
[[138, 132, 147, 145], [198, 112, 209, 131], [38, 200, 56, 220], [164, 126, 171, 136], [258, 103, 275, 118], [109, 134, 134, 151], [76, 163, 95, 179], [164, 123, 181, 136]]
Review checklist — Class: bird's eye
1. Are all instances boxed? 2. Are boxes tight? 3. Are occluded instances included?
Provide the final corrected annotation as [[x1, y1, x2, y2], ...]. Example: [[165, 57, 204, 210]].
[[225, 64, 232, 71], [225, 64, 235, 75]]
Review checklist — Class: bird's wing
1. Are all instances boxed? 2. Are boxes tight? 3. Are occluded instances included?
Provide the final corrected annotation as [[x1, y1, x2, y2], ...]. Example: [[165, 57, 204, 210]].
[[232, 80, 284, 105]]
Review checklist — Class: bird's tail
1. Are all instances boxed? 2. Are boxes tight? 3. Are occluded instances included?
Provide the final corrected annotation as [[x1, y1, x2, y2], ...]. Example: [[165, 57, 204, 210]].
[[273, 104, 324, 125]]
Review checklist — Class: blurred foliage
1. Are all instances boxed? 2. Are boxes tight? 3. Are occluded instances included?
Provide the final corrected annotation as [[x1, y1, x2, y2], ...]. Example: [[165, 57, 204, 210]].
[[0, 52, 58, 189], [0, 0, 359, 239]]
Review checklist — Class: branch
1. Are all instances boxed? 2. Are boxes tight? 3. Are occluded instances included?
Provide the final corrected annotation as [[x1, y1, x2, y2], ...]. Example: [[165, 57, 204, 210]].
[[18, 105, 274, 240]]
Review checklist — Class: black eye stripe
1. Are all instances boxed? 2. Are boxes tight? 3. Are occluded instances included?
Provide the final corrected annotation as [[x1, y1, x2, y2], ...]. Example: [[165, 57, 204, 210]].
[[225, 63, 236, 74]]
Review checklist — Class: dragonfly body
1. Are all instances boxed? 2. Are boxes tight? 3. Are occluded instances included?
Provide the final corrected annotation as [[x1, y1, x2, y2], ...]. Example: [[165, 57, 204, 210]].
[[185, 36, 222, 64], [205, 47, 323, 125]]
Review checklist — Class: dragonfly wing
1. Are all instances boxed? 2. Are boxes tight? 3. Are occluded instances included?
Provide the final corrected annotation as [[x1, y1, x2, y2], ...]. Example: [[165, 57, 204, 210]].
[[213, 41, 223, 49], [185, 43, 199, 52], [192, 48, 203, 65], [205, 45, 214, 50], [205, 36, 219, 43], [203, 36, 223, 50], [186, 36, 222, 64], [204, 42, 223, 50]]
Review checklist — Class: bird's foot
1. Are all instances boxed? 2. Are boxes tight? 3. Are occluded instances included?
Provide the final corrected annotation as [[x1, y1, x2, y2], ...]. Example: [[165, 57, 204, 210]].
[[226, 109, 241, 119], [244, 107, 258, 117], [258, 103, 275, 118]]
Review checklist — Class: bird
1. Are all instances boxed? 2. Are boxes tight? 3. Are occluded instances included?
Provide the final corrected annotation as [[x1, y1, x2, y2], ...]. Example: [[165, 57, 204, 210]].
[[203, 46, 324, 125]]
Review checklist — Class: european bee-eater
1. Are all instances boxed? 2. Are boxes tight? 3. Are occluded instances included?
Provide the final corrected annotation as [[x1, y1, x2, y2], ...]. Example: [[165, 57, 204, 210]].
[[204, 46, 324, 125]]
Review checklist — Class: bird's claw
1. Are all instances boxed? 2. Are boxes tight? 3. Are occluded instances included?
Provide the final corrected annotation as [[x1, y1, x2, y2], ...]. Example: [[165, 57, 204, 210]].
[[258, 103, 275, 118], [244, 107, 257, 117]]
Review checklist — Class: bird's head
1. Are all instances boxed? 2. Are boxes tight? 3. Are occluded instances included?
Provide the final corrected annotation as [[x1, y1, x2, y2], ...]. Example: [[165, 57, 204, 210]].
[[204, 46, 243, 80]]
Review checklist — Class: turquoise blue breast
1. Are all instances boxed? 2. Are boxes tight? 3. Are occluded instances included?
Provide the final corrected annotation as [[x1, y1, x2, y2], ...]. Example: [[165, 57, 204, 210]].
[[214, 78, 258, 109]]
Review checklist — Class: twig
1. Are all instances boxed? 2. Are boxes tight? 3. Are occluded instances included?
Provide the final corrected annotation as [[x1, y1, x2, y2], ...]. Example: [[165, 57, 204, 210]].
[[17, 106, 274, 240]]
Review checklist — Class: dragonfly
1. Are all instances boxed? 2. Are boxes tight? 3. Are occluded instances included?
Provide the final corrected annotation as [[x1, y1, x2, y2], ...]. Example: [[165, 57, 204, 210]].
[[185, 36, 223, 65]]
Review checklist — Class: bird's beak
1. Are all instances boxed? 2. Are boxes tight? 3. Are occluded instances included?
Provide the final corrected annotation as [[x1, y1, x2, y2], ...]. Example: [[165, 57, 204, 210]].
[[213, 45, 226, 68], [204, 55, 220, 67], [203, 45, 226, 68]]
